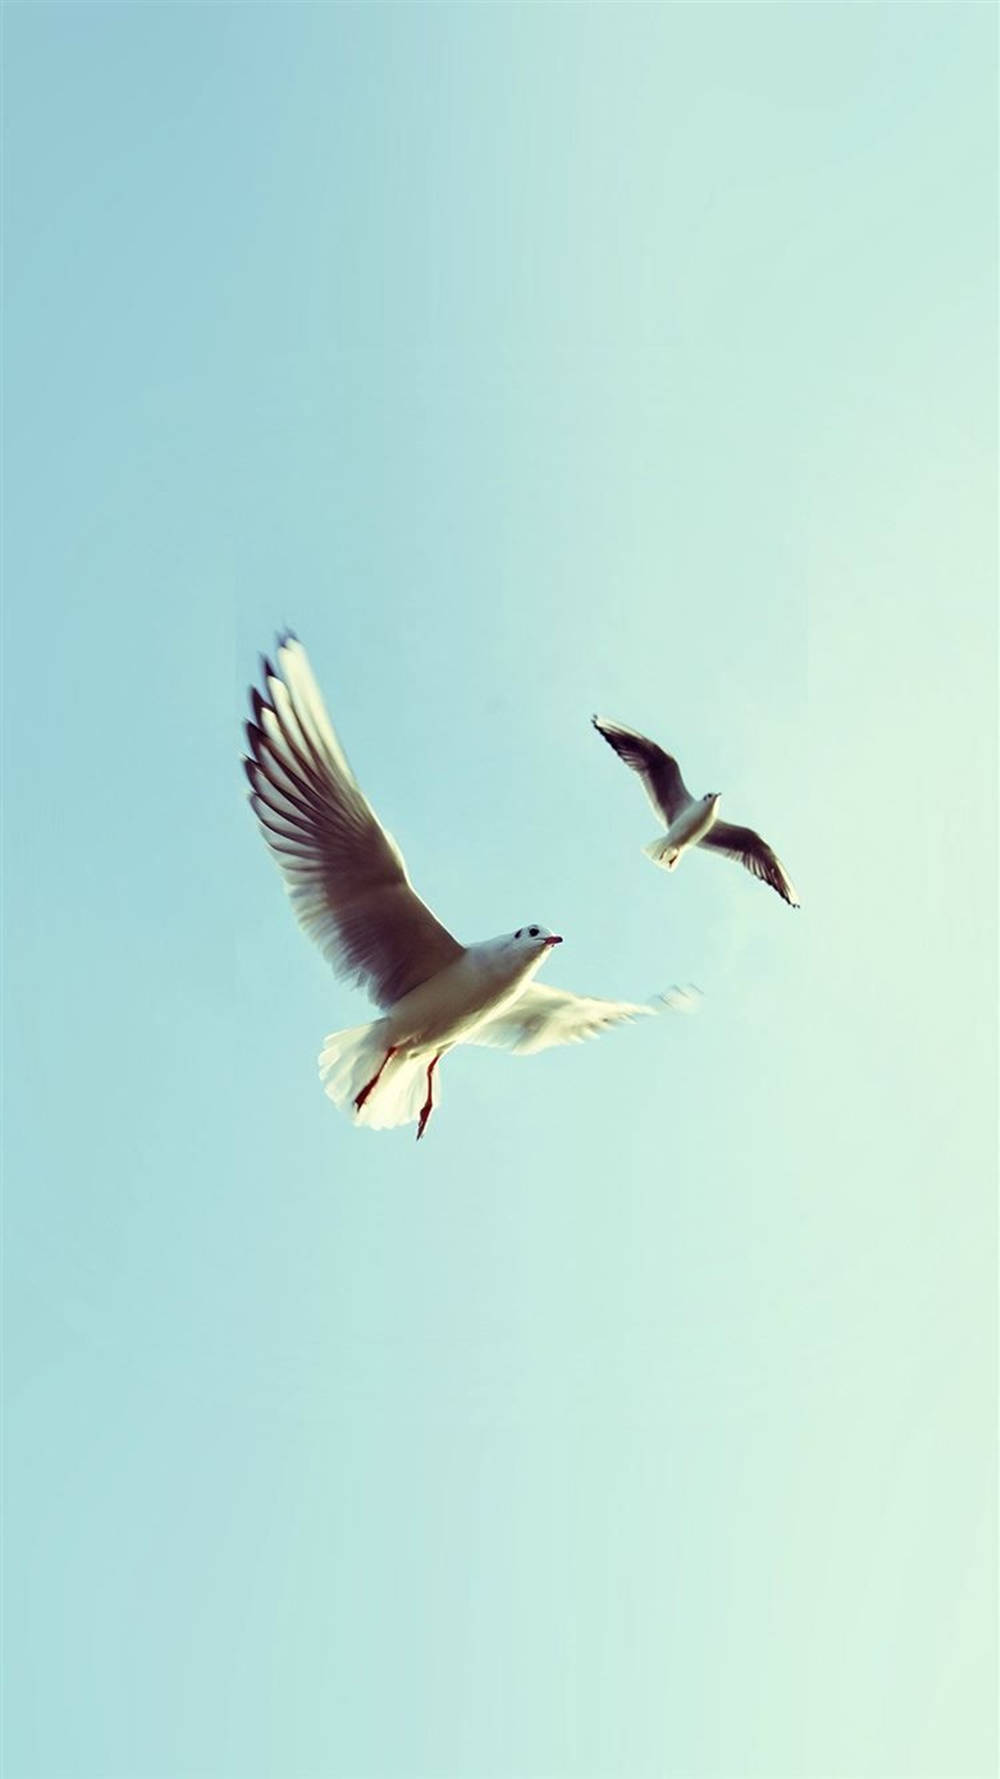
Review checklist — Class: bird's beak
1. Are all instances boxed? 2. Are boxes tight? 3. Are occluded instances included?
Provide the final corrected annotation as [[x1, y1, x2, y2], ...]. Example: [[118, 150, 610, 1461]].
[[544, 935, 563, 947]]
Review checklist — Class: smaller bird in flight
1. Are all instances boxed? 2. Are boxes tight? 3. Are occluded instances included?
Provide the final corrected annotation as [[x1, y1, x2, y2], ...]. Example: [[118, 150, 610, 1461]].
[[592, 716, 800, 908]]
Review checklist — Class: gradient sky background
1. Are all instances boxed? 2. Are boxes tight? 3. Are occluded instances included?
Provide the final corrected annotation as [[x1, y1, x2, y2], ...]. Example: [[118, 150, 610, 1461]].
[[4, 6, 997, 1778]]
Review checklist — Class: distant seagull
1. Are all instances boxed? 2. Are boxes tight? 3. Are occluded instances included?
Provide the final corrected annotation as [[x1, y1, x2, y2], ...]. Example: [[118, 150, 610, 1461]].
[[592, 716, 800, 907], [243, 636, 652, 1138]]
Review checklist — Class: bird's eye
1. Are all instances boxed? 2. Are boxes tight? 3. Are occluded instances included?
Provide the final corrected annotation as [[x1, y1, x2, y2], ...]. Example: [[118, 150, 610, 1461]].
[[515, 928, 522, 939], [529, 926, 539, 937]]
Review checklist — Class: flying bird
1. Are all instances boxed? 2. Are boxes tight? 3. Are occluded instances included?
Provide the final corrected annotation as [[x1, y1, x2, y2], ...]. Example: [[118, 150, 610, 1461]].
[[592, 716, 800, 907], [243, 636, 652, 1138]]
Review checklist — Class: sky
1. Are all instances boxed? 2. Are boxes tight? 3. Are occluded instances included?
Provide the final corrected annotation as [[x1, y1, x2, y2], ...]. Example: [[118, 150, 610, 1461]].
[[3, 6, 997, 1778]]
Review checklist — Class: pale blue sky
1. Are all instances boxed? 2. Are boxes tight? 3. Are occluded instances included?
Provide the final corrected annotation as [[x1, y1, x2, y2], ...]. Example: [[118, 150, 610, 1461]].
[[4, 7, 996, 1778]]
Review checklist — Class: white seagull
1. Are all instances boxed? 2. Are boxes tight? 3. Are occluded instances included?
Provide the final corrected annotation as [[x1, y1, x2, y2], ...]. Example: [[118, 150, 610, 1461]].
[[593, 716, 800, 908], [243, 636, 652, 1138]]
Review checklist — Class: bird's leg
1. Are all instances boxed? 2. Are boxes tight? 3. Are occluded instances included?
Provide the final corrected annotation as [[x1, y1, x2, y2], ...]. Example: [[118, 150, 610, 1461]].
[[354, 1046, 398, 1114], [416, 1052, 443, 1142]]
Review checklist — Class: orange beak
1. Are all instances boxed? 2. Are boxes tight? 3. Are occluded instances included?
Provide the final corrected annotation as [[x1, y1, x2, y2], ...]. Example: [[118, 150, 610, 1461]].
[[544, 935, 564, 947]]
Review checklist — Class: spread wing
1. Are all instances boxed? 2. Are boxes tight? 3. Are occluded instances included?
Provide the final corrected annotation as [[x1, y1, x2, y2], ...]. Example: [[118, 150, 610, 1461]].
[[243, 634, 464, 1008], [470, 983, 653, 1055], [592, 716, 692, 825], [698, 821, 800, 907]]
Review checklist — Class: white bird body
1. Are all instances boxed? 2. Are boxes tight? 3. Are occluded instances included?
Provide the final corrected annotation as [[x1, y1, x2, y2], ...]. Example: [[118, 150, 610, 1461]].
[[244, 637, 653, 1137], [647, 792, 722, 870], [318, 935, 563, 1132], [381, 937, 552, 1050]]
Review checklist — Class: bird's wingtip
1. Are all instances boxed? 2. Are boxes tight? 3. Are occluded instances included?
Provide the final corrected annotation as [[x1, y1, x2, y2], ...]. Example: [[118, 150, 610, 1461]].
[[655, 983, 704, 1014]]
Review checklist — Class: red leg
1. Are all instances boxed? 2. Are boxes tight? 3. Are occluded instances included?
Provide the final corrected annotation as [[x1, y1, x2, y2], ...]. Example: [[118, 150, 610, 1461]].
[[416, 1052, 442, 1142], [354, 1045, 398, 1113]]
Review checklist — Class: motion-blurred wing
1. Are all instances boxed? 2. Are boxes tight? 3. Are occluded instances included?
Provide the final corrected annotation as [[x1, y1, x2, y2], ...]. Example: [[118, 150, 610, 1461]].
[[698, 821, 800, 907], [592, 716, 692, 824], [470, 983, 653, 1055], [244, 635, 464, 1007]]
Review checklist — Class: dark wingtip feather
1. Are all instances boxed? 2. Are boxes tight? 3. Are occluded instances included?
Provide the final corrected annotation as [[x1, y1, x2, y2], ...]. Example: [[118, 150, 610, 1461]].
[[276, 626, 299, 649], [592, 715, 637, 748], [592, 715, 619, 743], [592, 717, 638, 759]]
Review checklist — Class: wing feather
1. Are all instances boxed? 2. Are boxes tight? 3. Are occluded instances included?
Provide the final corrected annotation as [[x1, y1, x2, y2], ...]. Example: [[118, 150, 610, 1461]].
[[592, 716, 692, 824], [698, 821, 800, 906], [243, 634, 464, 1007], [470, 983, 652, 1055]]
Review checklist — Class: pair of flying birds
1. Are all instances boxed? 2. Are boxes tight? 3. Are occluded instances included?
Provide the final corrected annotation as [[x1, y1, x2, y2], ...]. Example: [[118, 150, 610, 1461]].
[[245, 635, 799, 1140]]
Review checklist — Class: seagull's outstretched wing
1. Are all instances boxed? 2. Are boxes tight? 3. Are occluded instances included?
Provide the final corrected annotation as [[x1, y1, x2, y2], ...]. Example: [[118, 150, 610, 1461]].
[[698, 822, 800, 907], [470, 983, 652, 1055], [592, 716, 692, 825], [244, 635, 464, 1007]]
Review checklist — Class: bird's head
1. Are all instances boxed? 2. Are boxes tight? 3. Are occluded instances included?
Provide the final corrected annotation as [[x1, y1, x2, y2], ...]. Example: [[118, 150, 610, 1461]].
[[703, 792, 721, 808], [511, 924, 563, 959]]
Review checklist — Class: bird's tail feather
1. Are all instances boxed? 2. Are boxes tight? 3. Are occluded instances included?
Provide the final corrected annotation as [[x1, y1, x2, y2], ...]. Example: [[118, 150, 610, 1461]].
[[318, 1023, 433, 1131], [643, 836, 682, 871]]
